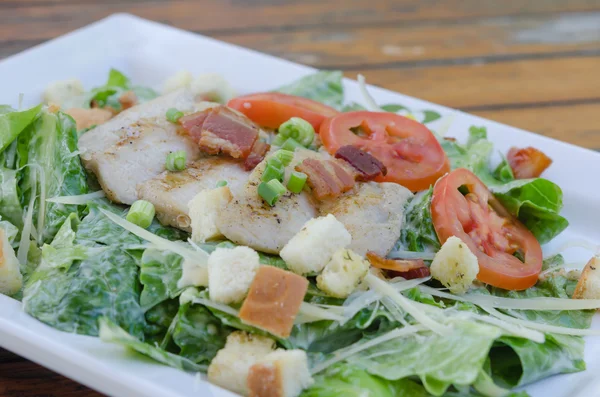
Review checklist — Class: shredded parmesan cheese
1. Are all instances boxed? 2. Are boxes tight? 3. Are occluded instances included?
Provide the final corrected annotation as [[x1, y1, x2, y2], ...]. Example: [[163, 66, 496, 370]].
[[99, 208, 209, 265], [46, 190, 106, 204]]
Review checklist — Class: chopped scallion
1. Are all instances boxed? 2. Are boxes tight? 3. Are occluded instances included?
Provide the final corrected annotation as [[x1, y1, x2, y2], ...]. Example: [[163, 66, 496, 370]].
[[262, 163, 284, 182], [275, 149, 294, 166], [216, 180, 228, 187], [126, 200, 155, 229], [287, 171, 307, 193], [166, 150, 187, 171], [278, 117, 315, 147], [166, 108, 184, 123], [281, 137, 303, 152], [258, 179, 287, 206]]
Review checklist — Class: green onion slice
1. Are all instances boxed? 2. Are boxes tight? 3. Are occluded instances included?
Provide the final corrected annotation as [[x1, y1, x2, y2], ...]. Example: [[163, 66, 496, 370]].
[[166, 150, 187, 171], [278, 117, 315, 147], [275, 149, 294, 166], [258, 179, 287, 206], [166, 108, 184, 123], [287, 171, 307, 193], [126, 200, 156, 229]]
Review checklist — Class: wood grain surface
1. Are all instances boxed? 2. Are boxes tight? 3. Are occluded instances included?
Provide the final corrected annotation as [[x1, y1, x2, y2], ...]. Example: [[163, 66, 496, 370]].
[[1, 0, 600, 396]]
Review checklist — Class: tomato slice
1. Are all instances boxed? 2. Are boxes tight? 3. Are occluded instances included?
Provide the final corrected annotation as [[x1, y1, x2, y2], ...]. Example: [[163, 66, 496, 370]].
[[431, 168, 543, 290], [227, 93, 339, 130], [320, 111, 449, 191]]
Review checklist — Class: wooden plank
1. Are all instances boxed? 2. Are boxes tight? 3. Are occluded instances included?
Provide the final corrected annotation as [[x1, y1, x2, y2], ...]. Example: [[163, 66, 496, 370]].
[[473, 102, 600, 150], [351, 57, 600, 109], [219, 13, 600, 68], [0, 348, 105, 396], [1, 0, 600, 43]]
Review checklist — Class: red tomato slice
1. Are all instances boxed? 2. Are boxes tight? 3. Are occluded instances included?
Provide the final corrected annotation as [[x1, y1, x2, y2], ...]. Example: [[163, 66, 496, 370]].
[[431, 168, 543, 290], [320, 111, 449, 191], [227, 93, 339, 130]]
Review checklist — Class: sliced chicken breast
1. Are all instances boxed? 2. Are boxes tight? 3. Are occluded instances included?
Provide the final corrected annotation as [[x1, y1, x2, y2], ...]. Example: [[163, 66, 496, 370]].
[[318, 182, 413, 256], [78, 89, 211, 204], [216, 149, 320, 254], [137, 157, 249, 230]]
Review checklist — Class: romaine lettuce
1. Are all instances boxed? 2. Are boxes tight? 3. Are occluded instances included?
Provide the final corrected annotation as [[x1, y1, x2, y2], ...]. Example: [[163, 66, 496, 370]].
[[22, 213, 147, 338], [276, 71, 344, 110], [17, 109, 88, 243], [346, 320, 502, 396], [172, 301, 232, 365], [139, 248, 184, 310], [99, 317, 204, 372]]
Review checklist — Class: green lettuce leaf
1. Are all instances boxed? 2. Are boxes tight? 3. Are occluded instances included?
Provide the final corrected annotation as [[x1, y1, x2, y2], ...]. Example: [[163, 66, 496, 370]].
[[0, 104, 42, 152], [139, 248, 184, 310], [302, 364, 431, 397], [493, 178, 569, 244], [347, 320, 502, 396], [99, 317, 204, 372], [81, 69, 158, 112], [172, 301, 232, 365], [144, 298, 179, 344], [22, 214, 147, 338], [276, 71, 344, 109], [0, 168, 23, 228], [490, 334, 585, 388], [17, 110, 88, 242], [396, 188, 440, 252]]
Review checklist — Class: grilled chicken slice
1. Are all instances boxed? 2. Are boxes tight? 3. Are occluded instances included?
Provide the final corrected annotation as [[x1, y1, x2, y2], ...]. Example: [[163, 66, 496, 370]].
[[318, 182, 413, 256], [78, 89, 210, 204], [137, 157, 249, 231], [216, 149, 320, 254]]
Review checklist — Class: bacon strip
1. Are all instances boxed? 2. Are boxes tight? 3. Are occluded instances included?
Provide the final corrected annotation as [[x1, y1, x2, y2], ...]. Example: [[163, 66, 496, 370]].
[[366, 251, 430, 280], [507, 146, 553, 179], [296, 158, 356, 200], [244, 140, 271, 171], [335, 145, 387, 181], [179, 106, 259, 159]]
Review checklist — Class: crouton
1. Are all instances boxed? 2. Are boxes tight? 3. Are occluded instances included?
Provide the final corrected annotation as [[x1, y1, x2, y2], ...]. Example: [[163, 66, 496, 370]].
[[162, 71, 194, 94], [317, 249, 369, 298], [247, 349, 314, 397], [208, 331, 276, 396], [191, 73, 236, 104], [430, 236, 479, 294], [177, 258, 208, 289], [239, 266, 308, 338], [0, 228, 22, 296], [573, 257, 600, 300], [280, 214, 351, 275], [43, 78, 84, 106], [65, 107, 113, 131], [208, 246, 260, 304], [188, 186, 233, 243]]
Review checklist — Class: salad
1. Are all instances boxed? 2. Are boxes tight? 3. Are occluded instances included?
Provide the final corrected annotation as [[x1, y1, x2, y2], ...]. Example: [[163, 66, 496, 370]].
[[1, 68, 599, 397]]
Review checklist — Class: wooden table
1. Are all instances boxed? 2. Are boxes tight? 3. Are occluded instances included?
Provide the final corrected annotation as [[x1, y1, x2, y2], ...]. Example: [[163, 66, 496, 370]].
[[1, 0, 600, 395]]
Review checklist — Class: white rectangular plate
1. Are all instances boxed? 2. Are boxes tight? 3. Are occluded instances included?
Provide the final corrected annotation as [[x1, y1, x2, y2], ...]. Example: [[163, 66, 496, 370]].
[[1, 13, 599, 397]]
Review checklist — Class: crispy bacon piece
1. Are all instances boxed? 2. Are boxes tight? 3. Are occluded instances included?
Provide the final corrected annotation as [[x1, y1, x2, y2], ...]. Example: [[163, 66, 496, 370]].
[[244, 140, 271, 171], [118, 91, 138, 110], [507, 146, 552, 179], [179, 106, 259, 159], [366, 251, 430, 280], [335, 145, 387, 181], [295, 158, 356, 200]]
